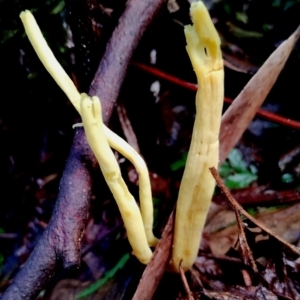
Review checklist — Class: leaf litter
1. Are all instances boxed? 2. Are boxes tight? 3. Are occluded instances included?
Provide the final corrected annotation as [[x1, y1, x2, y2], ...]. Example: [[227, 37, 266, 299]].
[[2, 2, 300, 299]]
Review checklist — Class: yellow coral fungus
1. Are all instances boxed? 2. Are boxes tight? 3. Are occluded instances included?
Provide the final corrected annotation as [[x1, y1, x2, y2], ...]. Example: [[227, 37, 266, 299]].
[[170, 1, 224, 272], [20, 10, 157, 262]]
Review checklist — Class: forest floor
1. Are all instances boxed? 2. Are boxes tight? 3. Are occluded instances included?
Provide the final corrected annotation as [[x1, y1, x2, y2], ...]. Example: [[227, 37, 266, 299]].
[[1, 0, 300, 299]]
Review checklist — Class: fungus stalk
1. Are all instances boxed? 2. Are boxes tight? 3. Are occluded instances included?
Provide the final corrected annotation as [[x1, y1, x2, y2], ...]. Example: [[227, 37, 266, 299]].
[[80, 94, 152, 264], [170, 1, 224, 272]]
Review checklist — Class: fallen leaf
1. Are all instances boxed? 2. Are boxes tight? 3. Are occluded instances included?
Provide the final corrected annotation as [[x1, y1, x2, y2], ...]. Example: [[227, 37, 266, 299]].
[[205, 203, 300, 256], [219, 26, 300, 164]]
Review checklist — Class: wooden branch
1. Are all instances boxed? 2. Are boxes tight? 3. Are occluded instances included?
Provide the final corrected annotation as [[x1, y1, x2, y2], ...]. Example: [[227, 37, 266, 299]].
[[1, 0, 166, 299], [1, 130, 95, 300]]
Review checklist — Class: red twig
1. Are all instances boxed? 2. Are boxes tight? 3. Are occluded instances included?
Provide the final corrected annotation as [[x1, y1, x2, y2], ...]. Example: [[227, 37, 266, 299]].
[[214, 187, 300, 207], [132, 62, 300, 131]]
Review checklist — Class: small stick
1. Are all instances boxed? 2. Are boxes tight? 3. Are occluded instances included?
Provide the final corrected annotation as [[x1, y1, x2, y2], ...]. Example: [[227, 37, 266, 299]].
[[235, 211, 258, 274], [210, 167, 300, 257], [241, 269, 252, 287], [179, 262, 195, 300], [234, 209, 255, 286], [190, 268, 203, 288], [132, 62, 300, 131]]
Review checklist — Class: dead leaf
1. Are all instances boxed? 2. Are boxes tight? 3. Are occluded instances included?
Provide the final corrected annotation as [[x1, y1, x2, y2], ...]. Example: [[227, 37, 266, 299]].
[[206, 203, 300, 256], [223, 52, 259, 74], [219, 26, 300, 164]]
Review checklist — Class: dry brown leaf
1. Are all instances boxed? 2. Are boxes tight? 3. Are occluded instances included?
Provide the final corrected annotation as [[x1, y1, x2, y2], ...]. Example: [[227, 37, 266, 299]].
[[256, 203, 300, 244], [205, 203, 300, 256], [205, 209, 238, 256], [219, 26, 300, 164], [223, 52, 259, 74]]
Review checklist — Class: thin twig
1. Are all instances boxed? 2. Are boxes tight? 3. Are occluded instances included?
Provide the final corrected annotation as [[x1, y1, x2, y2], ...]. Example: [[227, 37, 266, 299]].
[[235, 211, 258, 274], [131, 62, 300, 131], [235, 210, 255, 287], [179, 263, 194, 300], [213, 187, 300, 207], [190, 268, 203, 288], [210, 167, 300, 257], [241, 269, 252, 287]]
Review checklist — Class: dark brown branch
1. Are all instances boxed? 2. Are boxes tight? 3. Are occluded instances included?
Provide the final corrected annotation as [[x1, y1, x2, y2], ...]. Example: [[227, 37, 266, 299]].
[[1, 130, 96, 300], [1, 0, 166, 299]]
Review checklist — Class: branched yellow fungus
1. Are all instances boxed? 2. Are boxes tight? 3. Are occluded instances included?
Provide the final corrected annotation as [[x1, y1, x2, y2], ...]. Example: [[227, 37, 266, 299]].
[[80, 93, 152, 264], [170, 1, 224, 272], [20, 10, 157, 257], [105, 128, 158, 247], [20, 1, 223, 269]]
